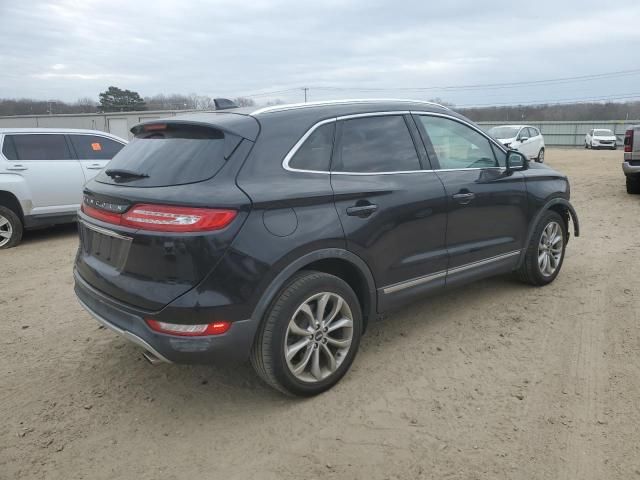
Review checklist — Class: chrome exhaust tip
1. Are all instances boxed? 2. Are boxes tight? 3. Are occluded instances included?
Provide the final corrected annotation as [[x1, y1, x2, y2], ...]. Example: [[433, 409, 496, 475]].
[[142, 350, 164, 365]]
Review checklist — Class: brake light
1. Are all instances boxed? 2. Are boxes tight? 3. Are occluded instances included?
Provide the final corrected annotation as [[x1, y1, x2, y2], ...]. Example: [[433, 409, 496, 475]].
[[82, 200, 236, 232], [146, 319, 231, 336], [624, 129, 634, 153], [121, 205, 236, 232], [143, 123, 167, 131]]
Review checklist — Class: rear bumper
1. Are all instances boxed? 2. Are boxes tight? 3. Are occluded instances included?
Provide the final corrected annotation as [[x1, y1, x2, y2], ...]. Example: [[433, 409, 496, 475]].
[[623, 161, 640, 176], [74, 270, 259, 364]]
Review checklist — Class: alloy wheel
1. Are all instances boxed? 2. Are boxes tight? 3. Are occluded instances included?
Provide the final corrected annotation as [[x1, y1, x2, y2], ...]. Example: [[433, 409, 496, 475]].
[[284, 292, 353, 383], [0, 214, 13, 248], [538, 221, 563, 277]]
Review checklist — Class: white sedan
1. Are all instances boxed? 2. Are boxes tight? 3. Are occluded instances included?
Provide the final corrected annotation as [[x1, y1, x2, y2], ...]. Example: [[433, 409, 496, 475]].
[[585, 129, 617, 150]]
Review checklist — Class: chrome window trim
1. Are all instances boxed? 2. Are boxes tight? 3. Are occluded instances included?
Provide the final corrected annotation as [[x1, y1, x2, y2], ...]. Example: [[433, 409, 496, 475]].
[[282, 111, 510, 175], [282, 117, 337, 174], [381, 250, 521, 294]]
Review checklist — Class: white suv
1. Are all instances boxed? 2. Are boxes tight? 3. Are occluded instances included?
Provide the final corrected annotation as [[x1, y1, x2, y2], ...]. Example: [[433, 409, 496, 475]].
[[585, 128, 617, 150], [487, 125, 546, 163], [0, 128, 126, 248]]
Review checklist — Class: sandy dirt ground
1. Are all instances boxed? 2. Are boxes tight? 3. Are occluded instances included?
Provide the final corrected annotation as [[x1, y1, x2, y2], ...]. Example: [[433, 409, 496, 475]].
[[1, 148, 639, 480]]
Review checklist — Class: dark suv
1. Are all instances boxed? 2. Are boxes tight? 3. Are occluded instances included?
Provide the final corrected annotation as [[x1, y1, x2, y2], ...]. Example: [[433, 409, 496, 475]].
[[74, 99, 579, 396]]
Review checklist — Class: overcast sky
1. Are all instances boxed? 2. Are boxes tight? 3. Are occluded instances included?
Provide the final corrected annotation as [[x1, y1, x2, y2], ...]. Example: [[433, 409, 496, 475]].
[[1, 0, 640, 107]]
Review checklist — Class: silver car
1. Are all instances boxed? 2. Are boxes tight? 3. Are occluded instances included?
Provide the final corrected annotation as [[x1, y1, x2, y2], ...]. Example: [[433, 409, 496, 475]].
[[0, 128, 126, 248]]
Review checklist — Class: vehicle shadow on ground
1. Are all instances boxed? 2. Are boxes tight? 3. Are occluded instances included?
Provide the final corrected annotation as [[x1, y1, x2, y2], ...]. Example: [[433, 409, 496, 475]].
[[20, 222, 78, 246], [76, 273, 530, 420]]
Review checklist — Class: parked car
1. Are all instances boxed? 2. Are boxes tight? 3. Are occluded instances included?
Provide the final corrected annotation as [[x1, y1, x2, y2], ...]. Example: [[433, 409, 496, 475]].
[[585, 128, 617, 149], [487, 125, 545, 163], [74, 99, 579, 396], [0, 128, 126, 248], [623, 125, 640, 194]]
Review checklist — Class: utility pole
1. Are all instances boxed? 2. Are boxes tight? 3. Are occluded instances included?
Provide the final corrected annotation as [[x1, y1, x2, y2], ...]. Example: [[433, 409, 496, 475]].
[[302, 87, 309, 103]]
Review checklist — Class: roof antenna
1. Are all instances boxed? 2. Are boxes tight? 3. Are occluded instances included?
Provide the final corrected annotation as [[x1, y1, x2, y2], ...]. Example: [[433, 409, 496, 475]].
[[214, 98, 238, 110]]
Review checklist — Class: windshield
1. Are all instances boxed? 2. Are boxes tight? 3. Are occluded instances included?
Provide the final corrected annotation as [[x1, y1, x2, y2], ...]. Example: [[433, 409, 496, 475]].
[[488, 126, 520, 139], [594, 129, 614, 136], [96, 124, 238, 187]]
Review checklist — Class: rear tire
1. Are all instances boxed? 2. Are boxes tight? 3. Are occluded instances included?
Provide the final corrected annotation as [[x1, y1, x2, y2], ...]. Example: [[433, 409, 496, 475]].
[[0, 206, 23, 249], [516, 211, 567, 286], [250, 271, 362, 396], [627, 176, 640, 194]]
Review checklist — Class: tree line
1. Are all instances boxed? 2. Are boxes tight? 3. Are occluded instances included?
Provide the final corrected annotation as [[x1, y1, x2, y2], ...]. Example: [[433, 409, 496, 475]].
[[0, 86, 258, 116], [1, 85, 639, 120]]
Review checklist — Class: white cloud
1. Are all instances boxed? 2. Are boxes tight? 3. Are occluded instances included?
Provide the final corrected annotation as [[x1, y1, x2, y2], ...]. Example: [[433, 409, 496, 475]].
[[0, 0, 639, 105]]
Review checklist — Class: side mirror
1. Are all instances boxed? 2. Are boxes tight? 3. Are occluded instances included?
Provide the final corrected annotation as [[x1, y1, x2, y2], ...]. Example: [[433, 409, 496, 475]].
[[506, 150, 528, 171], [519, 136, 529, 142]]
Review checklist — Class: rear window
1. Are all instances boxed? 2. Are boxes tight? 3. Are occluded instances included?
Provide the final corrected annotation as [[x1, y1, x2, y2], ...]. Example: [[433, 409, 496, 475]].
[[70, 135, 124, 160], [95, 124, 240, 187], [3, 134, 71, 160]]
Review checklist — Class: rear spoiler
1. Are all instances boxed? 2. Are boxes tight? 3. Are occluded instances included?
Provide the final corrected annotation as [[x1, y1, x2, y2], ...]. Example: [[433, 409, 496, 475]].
[[132, 113, 260, 141]]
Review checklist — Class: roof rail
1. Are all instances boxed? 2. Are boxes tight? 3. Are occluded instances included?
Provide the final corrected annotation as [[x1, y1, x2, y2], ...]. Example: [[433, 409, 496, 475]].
[[251, 98, 450, 115]]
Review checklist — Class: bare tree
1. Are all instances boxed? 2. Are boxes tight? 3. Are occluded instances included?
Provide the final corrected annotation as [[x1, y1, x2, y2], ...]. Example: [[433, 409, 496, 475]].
[[233, 97, 256, 107]]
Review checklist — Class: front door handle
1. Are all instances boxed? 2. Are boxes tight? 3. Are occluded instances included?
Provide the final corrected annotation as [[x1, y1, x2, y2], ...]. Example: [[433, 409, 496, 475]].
[[7, 164, 27, 171], [86, 164, 103, 170], [346, 203, 378, 217], [452, 192, 476, 205]]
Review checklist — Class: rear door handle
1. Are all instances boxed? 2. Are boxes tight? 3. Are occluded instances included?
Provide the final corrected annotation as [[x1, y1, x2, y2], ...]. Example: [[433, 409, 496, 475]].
[[346, 204, 378, 217], [7, 164, 27, 171], [452, 192, 476, 205]]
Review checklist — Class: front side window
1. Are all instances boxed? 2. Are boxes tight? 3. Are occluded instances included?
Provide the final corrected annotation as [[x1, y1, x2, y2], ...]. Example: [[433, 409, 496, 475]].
[[288, 122, 335, 171], [4, 134, 71, 160], [70, 135, 124, 160], [335, 115, 421, 173], [417, 115, 498, 169]]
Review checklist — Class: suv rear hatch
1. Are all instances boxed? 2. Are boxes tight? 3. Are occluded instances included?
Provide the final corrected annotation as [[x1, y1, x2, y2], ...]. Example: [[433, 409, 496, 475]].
[[75, 115, 257, 311]]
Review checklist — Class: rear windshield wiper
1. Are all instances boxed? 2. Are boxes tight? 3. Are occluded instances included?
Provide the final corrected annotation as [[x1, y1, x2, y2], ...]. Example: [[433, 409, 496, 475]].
[[105, 169, 149, 180]]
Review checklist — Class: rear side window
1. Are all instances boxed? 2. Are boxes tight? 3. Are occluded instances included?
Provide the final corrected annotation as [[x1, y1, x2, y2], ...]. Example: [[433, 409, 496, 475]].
[[335, 115, 420, 173], [96, 124, 238, 187], [289, 122, 335, 171], [2, 136, 18, 160], [70, 135, 124, 160], [3, 134, 71, 160]]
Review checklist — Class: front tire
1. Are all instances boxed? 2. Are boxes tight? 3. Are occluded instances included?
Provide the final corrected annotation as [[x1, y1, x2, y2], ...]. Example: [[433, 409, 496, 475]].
[[516, 211, 567, 286], [536, 148, 545, 163], [250, 271, 362, 396], [0, 206, 23, 249], [627, 176, 640, 194]]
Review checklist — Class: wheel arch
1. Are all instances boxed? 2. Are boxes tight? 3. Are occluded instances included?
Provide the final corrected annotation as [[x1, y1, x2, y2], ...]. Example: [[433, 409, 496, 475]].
[[0, 190, 24, 220], [250, 249, 378, 334], [518, 197, 579, 266]]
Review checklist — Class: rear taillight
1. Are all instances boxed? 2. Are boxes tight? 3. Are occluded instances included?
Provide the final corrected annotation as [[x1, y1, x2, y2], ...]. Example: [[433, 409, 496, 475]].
[[624, 129, 634, 153], [82, 201, 236, 232], [121, 205, 236, 232], [145, 319, 231, 336]]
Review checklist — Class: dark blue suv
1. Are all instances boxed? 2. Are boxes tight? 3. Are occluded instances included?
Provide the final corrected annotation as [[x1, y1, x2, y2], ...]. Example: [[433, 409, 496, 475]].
[[74, 99, 579, 396]]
